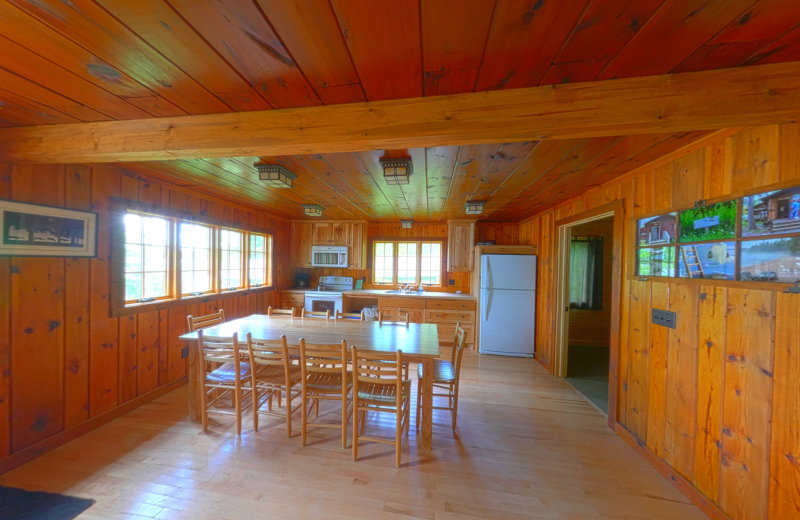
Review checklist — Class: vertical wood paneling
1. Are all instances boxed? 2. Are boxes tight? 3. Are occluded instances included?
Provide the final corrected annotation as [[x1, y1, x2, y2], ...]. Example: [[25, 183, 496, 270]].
[[663, 284, 698, 479], [704, 138, 732, 199], [10, 164, 65, 451], [118, 315, 137, 404], [721, 289, 775, 520], [137, 311, 159, 395], [731, 126, 780, 192], [694, 286, 725, 502], [672, 149, 705, 207], [0, 163, 10, 459], [769, 293, 800, 519], [627, 280, 650, 440], [779, 122, 800, 181], [647, 283, 669, 457], [89, 169, 120, 416], [63, 164, 91, 429]]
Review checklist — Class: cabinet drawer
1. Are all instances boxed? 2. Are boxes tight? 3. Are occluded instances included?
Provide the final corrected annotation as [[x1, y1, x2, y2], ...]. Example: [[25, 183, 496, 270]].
[[426, 309, 474, 324], [436, 323, 474, 345], [282, 303, 303, 311], [379, 297, 426, 308], [426, 299, 476, 311], [282, 293, 305, 303]]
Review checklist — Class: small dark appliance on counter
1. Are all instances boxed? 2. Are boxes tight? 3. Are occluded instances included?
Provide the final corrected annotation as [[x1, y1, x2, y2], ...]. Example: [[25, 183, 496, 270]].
[[295, 273, 309, 287]]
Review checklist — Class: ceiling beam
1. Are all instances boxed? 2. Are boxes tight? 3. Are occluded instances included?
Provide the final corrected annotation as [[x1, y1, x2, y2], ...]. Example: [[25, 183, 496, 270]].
[[1, 62, 800, 164]]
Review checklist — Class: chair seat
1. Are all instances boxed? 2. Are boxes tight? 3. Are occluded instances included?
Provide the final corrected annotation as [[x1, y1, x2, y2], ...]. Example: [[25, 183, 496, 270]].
[[417, 359, 455, 383], [207, 362, 251, 384], [306, 371, 353, 394], [255, 364, 302, 385], [357, 381, 411, 403]]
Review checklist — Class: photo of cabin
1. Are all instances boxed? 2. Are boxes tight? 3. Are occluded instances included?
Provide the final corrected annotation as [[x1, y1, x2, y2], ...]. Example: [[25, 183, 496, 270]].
[[637, 213, 676, 245], [742, 185, 800, 236]]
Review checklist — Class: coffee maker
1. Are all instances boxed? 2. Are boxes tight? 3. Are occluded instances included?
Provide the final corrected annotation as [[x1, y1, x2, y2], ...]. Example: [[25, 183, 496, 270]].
[[295, 273, 309, 288]]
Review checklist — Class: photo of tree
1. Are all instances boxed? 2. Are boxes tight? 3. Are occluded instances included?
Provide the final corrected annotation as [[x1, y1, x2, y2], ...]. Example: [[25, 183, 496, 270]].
[[636, 246, 676, 277], [678, 200, 737, 243]]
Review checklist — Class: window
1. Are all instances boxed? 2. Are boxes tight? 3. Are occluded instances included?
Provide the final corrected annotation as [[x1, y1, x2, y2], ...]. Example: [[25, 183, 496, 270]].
[[219, 229, 244, 290], [569, 238, 603, 310], [124, 213, 170, 302], [117, 204, 275, 312], [249, 233, 271, 287], [373, 240, 443, 286], [180, 222, 212, 295]]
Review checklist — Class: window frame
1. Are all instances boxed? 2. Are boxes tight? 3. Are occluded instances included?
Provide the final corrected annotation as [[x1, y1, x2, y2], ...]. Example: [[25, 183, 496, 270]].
[[247, 233, 272, 289], [179, 221, 215, 297], [368, 237, 446, 287], [122, 212, 176, 304], [111, 199, 276, 317], [218, 227, 246, 291], [627, 177, 800, 291]]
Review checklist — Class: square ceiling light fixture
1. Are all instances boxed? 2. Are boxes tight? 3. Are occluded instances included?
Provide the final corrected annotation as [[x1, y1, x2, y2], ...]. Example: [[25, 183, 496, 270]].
[[302, 204, 325, 217], [401, 220, 413, 229], [380, 158, 412, 185], [257, 164, 297, 188], [465, 200, 486, 215]]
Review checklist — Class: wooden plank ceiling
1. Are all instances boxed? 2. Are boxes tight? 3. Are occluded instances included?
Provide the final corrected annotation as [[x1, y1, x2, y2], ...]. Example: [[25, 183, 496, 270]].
[[2, 0, 800, 222]]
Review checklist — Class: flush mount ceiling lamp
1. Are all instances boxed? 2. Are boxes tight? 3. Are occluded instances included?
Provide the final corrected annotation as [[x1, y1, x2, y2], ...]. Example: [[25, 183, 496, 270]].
[[465, 200, 486, 215], [257, 164, 297, 188], [302, 204, 325, 217], [401, 220, 413, 229], [380, 158, 412, 185]]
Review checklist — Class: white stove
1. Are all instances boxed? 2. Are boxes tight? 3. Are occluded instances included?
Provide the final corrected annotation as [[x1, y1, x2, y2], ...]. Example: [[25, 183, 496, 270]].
[[304, 276, 354, 314]]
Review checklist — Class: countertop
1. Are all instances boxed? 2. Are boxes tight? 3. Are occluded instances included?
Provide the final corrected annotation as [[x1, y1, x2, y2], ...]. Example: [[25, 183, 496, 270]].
[[343, 290, 476, 300], [282, 288, 476, 300]]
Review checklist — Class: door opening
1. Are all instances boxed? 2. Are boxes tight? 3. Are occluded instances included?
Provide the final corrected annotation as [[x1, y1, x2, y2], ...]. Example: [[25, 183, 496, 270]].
[[564, 217, 613, 414]]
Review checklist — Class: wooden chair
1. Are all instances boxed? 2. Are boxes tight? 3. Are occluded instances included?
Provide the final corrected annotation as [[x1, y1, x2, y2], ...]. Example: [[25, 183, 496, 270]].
[[245, 334, 302, 437], [267, 306, 296, 317], [302, 308, 331, 320], [335, 310, 365, 321], [187, 309, 225, 332], [351, 346, 411, 468], [299, 339, 353, 448], [196, 330, 251, 435], [416, 322, 467, 431], [379, 311, 409, 326], [378, 312, 410, 379]]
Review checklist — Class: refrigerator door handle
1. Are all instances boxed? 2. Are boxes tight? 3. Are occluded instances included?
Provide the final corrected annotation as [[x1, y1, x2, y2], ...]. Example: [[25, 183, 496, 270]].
[[486, 256, 493, 289], [485, 289, 493, 322]]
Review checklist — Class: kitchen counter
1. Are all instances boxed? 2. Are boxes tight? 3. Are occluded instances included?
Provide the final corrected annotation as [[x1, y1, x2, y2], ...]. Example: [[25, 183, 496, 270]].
[[343, 290, 475, 300], [282, 288, 309, 293]]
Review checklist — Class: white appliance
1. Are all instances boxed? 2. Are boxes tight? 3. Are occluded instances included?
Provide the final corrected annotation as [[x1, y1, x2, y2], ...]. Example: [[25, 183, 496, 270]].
[[479, 254, 536, 357], [304, 276, 354, 314], [311, 246, 348, 268]]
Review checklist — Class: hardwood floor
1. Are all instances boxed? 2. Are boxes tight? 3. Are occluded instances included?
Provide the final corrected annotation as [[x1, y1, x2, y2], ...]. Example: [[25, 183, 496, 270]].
[[0, 350, 705, 520]]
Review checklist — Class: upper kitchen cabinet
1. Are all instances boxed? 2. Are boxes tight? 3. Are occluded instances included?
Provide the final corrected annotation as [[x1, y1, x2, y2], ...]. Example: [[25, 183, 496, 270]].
[[312, 222, 350, 246], [447, 220, 476, 272], [349, 222, 367, 270], [290, 222, 313, 268]]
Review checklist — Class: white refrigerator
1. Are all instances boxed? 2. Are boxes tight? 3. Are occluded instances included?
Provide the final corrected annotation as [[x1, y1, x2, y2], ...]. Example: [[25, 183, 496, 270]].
[[479, 254, 536, 357]]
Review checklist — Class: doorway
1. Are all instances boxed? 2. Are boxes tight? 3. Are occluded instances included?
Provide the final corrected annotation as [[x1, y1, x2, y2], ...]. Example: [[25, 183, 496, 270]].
[[553, 200, 623, 429], [563, 217, 613, 414]]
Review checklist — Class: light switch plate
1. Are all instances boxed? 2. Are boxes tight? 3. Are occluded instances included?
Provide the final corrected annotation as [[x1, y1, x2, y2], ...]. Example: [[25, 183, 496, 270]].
[[652, 308, 676, 329]]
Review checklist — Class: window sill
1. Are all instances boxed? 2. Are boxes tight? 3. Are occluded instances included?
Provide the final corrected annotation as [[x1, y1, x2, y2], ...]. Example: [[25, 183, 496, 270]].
[[111, 285, 276, 317]]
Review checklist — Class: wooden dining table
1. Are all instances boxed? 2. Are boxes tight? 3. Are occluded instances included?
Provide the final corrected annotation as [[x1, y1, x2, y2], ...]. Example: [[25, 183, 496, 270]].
[[179, 315, 441, 450]]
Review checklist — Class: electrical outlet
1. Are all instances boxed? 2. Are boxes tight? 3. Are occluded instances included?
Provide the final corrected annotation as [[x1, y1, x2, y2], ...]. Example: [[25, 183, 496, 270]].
[[652, 309, 676, 329], [449, 279, 455, 286], [181, 346, 189, 359]]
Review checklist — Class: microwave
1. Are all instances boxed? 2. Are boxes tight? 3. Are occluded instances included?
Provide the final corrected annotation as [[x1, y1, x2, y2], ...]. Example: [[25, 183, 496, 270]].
[[311, 246, 348, 268]]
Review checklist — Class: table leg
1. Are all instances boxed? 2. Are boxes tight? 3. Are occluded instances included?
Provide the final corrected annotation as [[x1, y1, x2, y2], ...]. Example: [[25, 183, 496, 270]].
[[187, 340, 200, 422], [421, 357, 433, 450]]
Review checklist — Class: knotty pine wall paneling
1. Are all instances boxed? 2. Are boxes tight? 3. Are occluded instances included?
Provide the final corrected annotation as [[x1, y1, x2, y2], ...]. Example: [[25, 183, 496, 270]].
[[518, 123, 800, 520], [0, 161, 291, 468]]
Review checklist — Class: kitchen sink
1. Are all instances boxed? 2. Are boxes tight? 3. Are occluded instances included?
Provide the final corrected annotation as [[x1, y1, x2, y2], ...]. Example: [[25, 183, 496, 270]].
[[384, 290, 402, 294]]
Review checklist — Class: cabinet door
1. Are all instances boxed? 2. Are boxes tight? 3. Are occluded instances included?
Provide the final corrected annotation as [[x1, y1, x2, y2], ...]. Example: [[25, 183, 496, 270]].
[[448, 220, 475, 272], [349, 222, 366, 269], [400, 308, 425, 324], [331, 222, 350, 246], [290, 223, 313, 267], [312, 222, 332, 245]]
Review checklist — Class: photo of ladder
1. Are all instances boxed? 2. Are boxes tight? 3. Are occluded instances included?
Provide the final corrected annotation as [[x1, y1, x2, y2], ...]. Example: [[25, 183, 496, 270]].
[[681, 245, 704, 278]]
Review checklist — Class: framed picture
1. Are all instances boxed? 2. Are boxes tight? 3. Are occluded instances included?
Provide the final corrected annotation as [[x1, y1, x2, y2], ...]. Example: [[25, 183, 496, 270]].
[[0, 200, 98, 257], [678, 200, 737, 243], [741, 187, 800, 237]]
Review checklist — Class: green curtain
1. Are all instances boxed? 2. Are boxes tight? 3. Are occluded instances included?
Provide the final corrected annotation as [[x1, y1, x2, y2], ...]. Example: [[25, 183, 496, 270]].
[[569, 237, 604, 311]]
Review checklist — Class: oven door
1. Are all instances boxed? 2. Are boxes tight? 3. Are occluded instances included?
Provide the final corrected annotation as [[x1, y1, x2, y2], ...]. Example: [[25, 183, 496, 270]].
[[304, 294, 343, 314]]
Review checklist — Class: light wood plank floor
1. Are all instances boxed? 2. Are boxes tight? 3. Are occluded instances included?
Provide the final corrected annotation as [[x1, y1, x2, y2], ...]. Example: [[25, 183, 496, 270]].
[[0, 350, 706, 520]]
